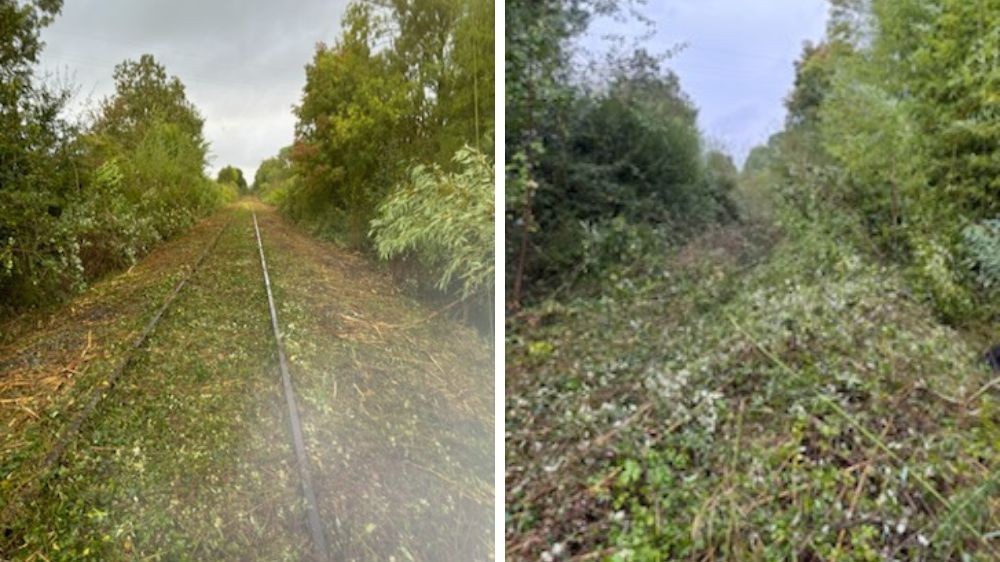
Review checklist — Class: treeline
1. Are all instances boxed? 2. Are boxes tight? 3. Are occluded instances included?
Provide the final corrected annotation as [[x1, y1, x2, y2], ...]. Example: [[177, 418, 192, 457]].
[[216, 165, 249, 196], [254, 0, 495, 308], [505, 0, 740, 306], [0, 0, 235, 310], [745, 0, 999, 323]]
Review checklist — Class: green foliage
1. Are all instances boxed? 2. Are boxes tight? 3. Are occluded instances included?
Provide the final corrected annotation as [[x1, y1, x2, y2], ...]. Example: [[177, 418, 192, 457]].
[[216, 165, 248, 195], [253, 146, 297, 207], [0, 0, 80, 304], [371, 146, 493, 299], [763, 0, 1000, 322], [506, 0, 739, 303], [507, 217, 1000, 561], [507, 2, 1000, 560], [0, 37, 227, 309], [540, 72, 705, 226], [70, 158, 156, 279], [93, 54, 205, 149], [68, 55, 226, 283], [290, 1, 412, 245], [963, 218, 1000, 292], [289, 0, 494, 246], [272, 0, 494, 310]]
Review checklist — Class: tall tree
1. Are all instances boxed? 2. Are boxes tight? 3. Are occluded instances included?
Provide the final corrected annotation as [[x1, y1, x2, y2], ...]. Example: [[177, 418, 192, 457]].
[[292, 2, 411, 245], [93, 54, 206, 154], [290, 0, 492, 248], [505, 0, 623, 306]]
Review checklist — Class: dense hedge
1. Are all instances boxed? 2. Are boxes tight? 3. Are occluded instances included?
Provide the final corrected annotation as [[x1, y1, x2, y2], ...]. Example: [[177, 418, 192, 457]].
[[505, 0, 740, 303], [749, 0, 1000, 323], [0, 2, 232, 309]]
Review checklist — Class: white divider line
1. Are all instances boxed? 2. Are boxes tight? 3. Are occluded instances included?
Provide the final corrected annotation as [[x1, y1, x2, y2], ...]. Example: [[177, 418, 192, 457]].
[[252, 210, 330, 561]]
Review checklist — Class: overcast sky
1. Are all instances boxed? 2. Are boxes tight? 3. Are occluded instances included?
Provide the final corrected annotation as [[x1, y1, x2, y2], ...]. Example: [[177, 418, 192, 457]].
[[36, 1, 829, 178], [37, 0, 351, 179], [585, 0, 830, 166]]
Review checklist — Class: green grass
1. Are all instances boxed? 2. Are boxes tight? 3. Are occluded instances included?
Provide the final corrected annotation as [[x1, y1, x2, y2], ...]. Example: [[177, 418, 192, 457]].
[[506, 219, 1000, 561]]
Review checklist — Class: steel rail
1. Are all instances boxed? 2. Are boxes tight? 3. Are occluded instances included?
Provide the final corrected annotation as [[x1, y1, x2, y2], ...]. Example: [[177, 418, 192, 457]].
[[252, 210, 330, 561], [0, 217, 232, 526]]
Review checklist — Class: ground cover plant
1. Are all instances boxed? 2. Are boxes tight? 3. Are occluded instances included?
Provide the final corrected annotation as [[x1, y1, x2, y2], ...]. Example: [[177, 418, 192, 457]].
[[507, 214, 1000, 560], [1, 203, 494, 560]]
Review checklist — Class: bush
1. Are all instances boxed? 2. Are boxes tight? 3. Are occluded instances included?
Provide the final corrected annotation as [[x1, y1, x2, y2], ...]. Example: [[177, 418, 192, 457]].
[[371, 146, 494, 300], [215, 181, 241, 205], [1, 51, 228, 311], [71, 159, 156, 279], [507, 54, 740, 302], [962, 218, 1000, 293]]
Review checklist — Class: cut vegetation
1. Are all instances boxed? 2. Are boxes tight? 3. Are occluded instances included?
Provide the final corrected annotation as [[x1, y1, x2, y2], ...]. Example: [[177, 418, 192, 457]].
[[2, 0, 495, 559], [1, 202, 493, 561], [507, 215, 1000, 560]]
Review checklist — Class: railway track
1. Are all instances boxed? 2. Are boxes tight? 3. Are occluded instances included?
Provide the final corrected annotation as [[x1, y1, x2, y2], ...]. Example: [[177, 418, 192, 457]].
[[253, 209, 330, 561], [1, 210, 331, 560]]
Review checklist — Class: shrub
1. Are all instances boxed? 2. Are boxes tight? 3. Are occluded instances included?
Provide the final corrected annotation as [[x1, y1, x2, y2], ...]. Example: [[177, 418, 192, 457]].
[[71, 158, 156, 279], [962, 218, 1000, 292], [370, 146, 494, 300]]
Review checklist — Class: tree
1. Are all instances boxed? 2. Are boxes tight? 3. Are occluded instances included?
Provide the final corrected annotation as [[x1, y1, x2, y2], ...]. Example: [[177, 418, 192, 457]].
[[88, 54, 210, 204], [505, 0, 651, 305], [217, 165, 248, 194], [274, 0, 495, 316], [762, 0, 999, 321], [290, 0, 492, 250], [291, 2, 410, 245], [505, 6, 736, 300], [252, 147, 293, 192], [0, 13, 228, 310], [75, 55, 223, 275], [93, 54, 205, 150], [0, 0, 81, 304]]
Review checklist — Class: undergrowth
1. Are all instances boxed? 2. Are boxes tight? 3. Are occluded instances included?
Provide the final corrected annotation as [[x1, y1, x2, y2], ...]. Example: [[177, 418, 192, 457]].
[[506, 216, 1000, 561]]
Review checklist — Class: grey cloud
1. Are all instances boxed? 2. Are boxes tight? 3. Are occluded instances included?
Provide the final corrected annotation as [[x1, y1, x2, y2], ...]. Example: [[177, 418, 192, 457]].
[[37, 0, 351, 178]]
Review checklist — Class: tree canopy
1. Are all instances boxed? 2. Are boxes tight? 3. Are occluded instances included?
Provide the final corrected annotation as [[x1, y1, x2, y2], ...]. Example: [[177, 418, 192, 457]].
[[505, 0, 739, 304], [750, 0, 1000, 321], [257, 0, 495, 309], [217, 165, 248, 194], [0, 14, 231, 309]]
